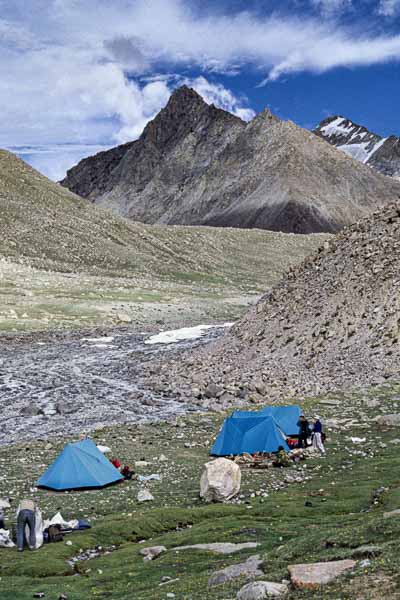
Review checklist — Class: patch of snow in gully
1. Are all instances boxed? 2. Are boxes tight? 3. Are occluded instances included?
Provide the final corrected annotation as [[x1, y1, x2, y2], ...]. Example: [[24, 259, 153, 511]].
[[145, 322, 234, 345]]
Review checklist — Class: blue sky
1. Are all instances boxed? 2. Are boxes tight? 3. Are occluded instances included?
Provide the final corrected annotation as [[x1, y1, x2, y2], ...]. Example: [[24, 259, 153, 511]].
[[1, 0, 400, 179]]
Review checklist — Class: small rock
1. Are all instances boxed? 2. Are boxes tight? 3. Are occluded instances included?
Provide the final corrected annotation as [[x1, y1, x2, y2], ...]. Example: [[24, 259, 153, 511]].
[[375, 414, 400, 427], [204, 383, 223, 398], [137, 489, 154, 503], [237, 580, 288, 599], [208, 555, 263, 586], [350, 544, 382, 558], [173, 542, 259, 555], [288, 560, 356, 589], [139, 546, 167, 561], [117, 312, 132, 323], [383, 508, 400, 518]]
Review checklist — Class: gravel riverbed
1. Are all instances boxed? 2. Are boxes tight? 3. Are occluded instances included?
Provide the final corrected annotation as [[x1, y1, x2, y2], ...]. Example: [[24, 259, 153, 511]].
[[0, 325, 226, 446]]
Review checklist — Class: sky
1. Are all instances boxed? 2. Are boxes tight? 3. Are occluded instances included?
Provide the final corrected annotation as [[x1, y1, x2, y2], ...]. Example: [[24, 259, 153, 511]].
[[1, 0, 400, 180]]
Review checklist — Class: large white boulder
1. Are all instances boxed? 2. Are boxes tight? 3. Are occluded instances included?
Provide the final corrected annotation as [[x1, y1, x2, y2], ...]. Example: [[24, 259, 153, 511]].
[[200, 458, 241, 502]]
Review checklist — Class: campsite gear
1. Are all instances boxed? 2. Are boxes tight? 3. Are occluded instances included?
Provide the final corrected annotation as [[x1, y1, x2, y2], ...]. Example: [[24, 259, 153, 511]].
[[29, 508, 43, 549], [37, 439, 123, 491], [110, 458, 121, 469], [16, 509, 36, 551], [43, 512, 91, 533], [232, 405, 301, 437], [273, 447, 292, 468], [137, 473, 161, 483], [211, 415, 289, 456], [121, 465, 134, 480], [0, 529, 15, 548], [47, 524, 64, 543], [287, 438, 298, 448]]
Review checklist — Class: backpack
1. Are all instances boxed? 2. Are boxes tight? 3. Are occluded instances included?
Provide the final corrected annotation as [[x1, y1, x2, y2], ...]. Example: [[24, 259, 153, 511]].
[[47, 525, 64, 543]]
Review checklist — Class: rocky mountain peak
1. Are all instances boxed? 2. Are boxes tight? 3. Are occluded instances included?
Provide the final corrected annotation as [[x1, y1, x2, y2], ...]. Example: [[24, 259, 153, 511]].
[[141, 85, 243, 151]]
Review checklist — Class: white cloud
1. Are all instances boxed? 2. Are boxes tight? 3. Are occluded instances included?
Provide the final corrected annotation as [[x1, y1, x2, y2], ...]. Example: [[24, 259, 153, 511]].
[[1, 0, 400, 178], [186, 77, 256, 121], [377, 0, 400, 16]]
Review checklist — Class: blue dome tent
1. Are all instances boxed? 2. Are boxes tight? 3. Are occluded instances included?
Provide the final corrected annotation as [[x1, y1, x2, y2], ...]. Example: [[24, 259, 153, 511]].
[[232, 405, 301, 436], [37, 439, 123, 491], [210, 414, 289, 456]]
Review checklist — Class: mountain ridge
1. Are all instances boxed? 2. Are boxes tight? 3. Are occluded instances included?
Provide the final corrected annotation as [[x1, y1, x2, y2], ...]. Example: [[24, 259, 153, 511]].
[[61, 86, 400, 234]]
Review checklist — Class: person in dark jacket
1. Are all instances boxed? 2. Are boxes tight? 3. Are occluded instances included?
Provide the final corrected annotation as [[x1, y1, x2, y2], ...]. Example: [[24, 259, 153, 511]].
[[297, 415, 311, 448]]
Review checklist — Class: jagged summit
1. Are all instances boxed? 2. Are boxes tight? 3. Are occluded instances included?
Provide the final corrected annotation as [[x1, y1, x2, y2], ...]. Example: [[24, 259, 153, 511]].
[[140, 85, 243, 151], [61, 92, 400, 233], [314, 115, 400, 178]]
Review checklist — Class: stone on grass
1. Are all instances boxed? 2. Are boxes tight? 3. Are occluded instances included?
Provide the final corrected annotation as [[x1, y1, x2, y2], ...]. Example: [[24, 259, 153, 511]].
[[383, 508, 400, 518], [350, 544, 382, 558], [237, 581, 288, 599], [200, 458, 241, 502], [137, 489, 154, 503], [375, 414, 400, 427], [173, 542, 259, 555], [288, 560, 356, 589], [208, 555, 263, 586], [117, 312, 132, 323], [140, 546, 166, 561]]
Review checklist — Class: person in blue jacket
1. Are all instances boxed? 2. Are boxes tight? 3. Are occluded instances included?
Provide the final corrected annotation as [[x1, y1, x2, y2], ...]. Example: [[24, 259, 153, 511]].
[[312, 416, 325, 454]]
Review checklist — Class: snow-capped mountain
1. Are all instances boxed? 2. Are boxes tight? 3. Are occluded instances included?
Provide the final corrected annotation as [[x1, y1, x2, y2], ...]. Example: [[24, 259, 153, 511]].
[[314, 116, 400, 179]]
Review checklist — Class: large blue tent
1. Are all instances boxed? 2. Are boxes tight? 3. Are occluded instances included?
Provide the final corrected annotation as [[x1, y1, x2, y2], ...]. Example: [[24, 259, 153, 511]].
[[210, 415, 289, 456], [37, 439, 123, 491], [232, 405, 301, 436]]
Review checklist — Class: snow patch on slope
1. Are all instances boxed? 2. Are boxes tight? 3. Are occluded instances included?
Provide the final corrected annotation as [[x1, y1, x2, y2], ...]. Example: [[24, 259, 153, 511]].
[[338, 137, 387, 164], [145, 323, 234, 345]]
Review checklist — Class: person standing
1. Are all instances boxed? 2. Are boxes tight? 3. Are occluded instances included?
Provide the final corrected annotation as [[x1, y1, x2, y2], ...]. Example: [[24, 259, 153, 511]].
[[16, 499, 36, 551], [312, 416, 325, 455], [297, 415, 311, 448]]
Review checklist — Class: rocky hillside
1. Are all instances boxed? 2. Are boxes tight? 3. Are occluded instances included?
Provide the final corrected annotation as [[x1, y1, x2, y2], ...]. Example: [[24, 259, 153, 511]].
[[157, 203, 400, 404], [61, 86, 400, 234], [314, 116, 400, 179]]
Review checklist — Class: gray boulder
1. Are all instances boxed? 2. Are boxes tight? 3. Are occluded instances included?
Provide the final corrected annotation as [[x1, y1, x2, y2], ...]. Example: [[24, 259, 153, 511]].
[[209, 555, 263, 587], [375, 414, 400, 427], [237, 581, 288, 599]]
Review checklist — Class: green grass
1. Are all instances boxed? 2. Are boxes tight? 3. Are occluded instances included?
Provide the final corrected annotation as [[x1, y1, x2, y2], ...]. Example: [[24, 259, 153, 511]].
[[1, 384, 400, 598]]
